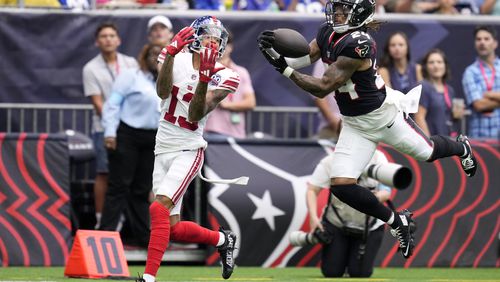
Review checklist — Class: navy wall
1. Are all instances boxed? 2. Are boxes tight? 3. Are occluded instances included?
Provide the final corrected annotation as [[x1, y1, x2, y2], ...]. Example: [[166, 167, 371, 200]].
[[1, 11, 500, 107]]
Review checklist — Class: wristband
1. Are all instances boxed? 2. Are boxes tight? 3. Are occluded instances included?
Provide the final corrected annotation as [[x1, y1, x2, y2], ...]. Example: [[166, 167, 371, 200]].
[[285, 55, 311, 69], [282, 66, 294, 78]]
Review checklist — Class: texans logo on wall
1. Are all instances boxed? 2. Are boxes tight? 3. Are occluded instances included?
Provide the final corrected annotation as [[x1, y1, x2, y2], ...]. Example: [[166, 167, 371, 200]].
[[204, 138, 500, 267]]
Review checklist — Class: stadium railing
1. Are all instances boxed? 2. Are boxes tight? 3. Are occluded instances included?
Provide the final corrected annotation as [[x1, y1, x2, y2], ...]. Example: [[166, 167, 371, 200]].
[[0, 103, 320, 139]]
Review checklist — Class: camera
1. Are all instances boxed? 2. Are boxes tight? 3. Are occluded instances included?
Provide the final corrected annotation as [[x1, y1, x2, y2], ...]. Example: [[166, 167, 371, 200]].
[[289, 227, 333, 246], [363, 163, 412, 190]]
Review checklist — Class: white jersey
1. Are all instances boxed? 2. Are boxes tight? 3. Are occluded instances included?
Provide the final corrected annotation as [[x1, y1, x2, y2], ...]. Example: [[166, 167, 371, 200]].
[[155, 52, 240, 154]]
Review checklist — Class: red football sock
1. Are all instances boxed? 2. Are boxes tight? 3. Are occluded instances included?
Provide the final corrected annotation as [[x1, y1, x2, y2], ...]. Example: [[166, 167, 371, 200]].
[[144, 202, 170, 277], [170, 221, 220, 246]]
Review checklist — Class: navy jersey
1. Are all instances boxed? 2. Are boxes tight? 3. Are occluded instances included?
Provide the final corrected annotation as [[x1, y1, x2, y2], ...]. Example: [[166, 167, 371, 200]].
[[316, 23, 386, 116]]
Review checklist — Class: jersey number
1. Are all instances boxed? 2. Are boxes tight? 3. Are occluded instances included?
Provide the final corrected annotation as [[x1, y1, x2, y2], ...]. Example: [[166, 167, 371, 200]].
[[86, 236, 124, 274], [163, 85, 199, 131], [337, 79, 359, 100]]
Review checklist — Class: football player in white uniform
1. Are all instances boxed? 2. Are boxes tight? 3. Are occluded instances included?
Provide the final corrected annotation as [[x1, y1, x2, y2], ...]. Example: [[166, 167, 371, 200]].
[[140, 16, 239, 282]]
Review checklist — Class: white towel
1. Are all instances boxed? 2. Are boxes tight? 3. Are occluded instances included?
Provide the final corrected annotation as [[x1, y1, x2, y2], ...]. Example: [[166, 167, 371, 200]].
[[385, 85, 422, 118]]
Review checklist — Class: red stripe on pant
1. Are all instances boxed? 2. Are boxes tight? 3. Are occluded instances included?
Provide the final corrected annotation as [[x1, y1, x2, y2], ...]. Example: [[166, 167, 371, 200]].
[[172, 148, 203, 204]]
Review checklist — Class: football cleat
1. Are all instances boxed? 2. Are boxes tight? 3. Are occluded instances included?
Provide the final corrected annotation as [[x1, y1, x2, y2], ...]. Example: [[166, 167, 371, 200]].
[[457, 134, 477, 177], [135, 273, 145, 282], [217, 227, 237, 279], [390, 209, 415, 259]]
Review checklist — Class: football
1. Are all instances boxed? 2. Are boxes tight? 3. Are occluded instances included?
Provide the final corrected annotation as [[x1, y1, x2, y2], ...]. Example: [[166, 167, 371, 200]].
[[272, 28, 310, 58]]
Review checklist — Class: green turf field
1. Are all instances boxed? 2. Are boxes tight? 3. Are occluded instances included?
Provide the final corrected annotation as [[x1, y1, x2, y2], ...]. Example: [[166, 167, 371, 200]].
[[0, 266, 498, 282]]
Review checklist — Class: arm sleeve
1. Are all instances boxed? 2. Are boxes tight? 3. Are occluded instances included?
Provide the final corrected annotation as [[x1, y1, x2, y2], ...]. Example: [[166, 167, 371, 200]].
[[377, 183, 392, 194], [102, 93, 124, 138], [210, 68, 241, 93], [82, 65, 101, 97], [102, 71, 134, 137], [157, 47, 167, 64], [462, 67, 484, 106]]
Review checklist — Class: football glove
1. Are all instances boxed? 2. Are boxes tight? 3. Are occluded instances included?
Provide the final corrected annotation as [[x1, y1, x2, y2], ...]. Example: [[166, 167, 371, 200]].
[[199, 47, 225, 83], [258, 44, 289, 74], [167, 27, 195, 57], [257, 30, 275, 49]]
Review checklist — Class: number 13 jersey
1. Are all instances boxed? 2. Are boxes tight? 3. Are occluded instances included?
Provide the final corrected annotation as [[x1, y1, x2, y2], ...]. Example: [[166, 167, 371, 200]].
[[155, 52, 240, 154]]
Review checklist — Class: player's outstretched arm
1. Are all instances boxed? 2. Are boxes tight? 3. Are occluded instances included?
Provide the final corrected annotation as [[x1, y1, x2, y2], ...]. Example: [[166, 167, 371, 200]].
[[156, 55, 174, 99], [156, 27, 195, 99], [290, 56, 364, 98], [188, 47, 225, 122]]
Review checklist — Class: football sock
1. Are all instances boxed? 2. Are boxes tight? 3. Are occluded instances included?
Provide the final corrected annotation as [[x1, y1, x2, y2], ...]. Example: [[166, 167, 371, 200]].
[[386, 212, 395, 225], [428, 135, 466, 161], [389, 212, 403, 229], [145, 201, 170, 277], [94, 212, 101, 229], [142, 273, 155, 282], [170, 221, 220, 246], [330, 184, 392, 222], [216, 232, 226, 247]]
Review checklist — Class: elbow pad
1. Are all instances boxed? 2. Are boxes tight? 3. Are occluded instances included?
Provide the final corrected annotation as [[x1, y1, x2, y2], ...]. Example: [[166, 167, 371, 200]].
[[285, 55, 312, 69]]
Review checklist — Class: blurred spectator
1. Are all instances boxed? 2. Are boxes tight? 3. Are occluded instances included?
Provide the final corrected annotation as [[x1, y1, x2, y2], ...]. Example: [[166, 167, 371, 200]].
[[430, 0, 460, 14], [82, 22, 138, 228], [282, 0, 325, 12], [455, 0, 481, 14], [147, 15, 174, 46], [378, 31, 422, 94], [0, 0, 61, 6], [233, 0, 275, 10], [462, 25, 500, 139], [384, 0, 421, 13], [195, 0, 221, 9], [204, 32, 256, 139], [100, 43, 162, 248], [480, 0, 500, 14], [414, 49, 464, 136], [375, 0, 388, 13], [311, 61, 342, 141], [59, 0, 89, 9]]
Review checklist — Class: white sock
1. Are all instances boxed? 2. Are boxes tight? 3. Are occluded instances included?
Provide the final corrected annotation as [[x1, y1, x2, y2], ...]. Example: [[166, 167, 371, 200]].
[[95, 212, 102, 229], [143, 273, 155, 282], [461, 144, 468, 157], [216, 232, 226, 247], [386, 212, 395, 225]]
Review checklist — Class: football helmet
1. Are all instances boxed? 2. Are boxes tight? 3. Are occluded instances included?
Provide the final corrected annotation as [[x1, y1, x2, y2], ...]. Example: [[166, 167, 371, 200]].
[[189, 16, 229, 58], [325, 0, 375, 33]]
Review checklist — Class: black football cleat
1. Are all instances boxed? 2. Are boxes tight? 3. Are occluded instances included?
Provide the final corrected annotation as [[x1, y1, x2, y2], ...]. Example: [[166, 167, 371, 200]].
[[390, 209, 415, 259], [217, 227, 237, 279], [135, 273, 146, 282], [457, 134, 477, 177]]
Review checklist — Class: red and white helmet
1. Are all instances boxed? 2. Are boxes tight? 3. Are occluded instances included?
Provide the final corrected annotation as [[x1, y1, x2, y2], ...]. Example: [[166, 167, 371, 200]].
[[189, 16, 229, 58]]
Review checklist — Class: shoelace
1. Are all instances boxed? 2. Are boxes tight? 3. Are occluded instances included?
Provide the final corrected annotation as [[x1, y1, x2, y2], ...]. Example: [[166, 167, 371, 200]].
[[462, 158, 474, 168], [392, 227, 407, 249]]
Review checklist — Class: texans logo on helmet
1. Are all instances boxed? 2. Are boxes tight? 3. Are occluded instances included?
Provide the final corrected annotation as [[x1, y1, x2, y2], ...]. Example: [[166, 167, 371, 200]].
[[355, 45, 370, 57]]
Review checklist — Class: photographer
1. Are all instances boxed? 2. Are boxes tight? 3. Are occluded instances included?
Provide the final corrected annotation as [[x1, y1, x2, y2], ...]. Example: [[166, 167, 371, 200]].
[[307, 150, 392, 278]]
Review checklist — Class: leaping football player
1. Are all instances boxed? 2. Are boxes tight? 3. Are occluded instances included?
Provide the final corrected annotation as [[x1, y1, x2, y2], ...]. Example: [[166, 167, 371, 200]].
[[258, 0, 477, 260], [138, 16, 239, 282]]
